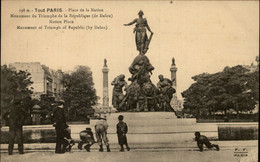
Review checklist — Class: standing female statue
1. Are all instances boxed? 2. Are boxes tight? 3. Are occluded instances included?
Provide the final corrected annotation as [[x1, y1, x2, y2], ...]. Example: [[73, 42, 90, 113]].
[[124, 10, 153, 55]]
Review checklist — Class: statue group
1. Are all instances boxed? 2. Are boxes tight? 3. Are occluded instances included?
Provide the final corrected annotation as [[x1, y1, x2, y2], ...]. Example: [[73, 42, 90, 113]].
[[112, 10, 176, 112]]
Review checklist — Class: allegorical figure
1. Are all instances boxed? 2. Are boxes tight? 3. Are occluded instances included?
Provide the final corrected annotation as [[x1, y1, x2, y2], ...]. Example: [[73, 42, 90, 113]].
[[157, 75, 176, 111], [124, 10, 153, 55], [4, 99, 27, 155], [111, 75, 127, 111], [128, 55, 154, 83]]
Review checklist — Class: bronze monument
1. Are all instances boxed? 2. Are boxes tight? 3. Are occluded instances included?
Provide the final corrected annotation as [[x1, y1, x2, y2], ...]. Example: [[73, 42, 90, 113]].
[[111, 75, 127, 111], [124, 10, 153, 55], [111, 10, 175, 112]]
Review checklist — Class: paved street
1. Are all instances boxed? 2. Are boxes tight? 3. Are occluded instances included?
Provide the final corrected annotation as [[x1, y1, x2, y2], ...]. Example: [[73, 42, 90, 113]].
[[1, 147, 258, 162], [0, 140, 258, 150], [1, 140, 258, 162]]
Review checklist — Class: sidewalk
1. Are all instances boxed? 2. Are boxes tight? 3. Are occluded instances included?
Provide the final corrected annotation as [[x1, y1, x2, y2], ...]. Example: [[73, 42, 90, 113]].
[[0, 140, 257, 152], [0, 147, 258, 162]]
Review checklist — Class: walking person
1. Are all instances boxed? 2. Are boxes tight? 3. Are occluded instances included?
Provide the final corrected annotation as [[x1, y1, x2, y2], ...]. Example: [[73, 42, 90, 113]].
[[116, 115, 130, 152], [95, 114, 111, 152], [4, 99, 27, 155], [53, 102, 67, 154]]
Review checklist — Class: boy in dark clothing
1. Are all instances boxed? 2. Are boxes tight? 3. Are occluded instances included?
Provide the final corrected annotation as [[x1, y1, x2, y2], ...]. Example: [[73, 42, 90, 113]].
[[78, 128, 95, 152], [194, 132, 220, 152], [116, 115, 130, 152]]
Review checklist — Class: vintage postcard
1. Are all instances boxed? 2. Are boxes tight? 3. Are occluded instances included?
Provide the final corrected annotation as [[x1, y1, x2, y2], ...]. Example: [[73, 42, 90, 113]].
[[1, 0, 259, 162]]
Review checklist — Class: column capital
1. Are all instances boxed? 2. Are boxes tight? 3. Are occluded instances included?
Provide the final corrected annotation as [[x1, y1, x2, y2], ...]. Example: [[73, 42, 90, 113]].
[[102, 66, 109, 73], [170, 65, 177, 72]]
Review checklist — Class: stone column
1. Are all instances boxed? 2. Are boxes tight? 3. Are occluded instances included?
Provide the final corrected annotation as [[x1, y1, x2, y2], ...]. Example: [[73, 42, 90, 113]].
[[102, 59, 109, 113], [170, 57, 178, 111]]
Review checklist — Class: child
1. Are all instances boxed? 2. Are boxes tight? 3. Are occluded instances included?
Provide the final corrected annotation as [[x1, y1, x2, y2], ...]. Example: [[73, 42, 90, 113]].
[[78, 128, 95, 152], [194, 132, 219, 152], [95, 115, 110, 152], [63, 124, 75, 152], [116, 115, 130, 152]]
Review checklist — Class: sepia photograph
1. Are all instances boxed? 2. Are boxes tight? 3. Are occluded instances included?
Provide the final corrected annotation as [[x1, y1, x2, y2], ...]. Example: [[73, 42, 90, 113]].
[[1, 0, 259, 161]]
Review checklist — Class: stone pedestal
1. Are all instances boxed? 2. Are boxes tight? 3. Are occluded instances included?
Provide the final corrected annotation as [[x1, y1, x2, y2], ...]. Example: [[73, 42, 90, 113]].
[[84, 112, 217, 145]]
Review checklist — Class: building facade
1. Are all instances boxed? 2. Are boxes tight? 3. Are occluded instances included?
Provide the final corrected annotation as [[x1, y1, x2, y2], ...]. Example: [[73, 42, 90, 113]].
[[9, 62, 63, 101]]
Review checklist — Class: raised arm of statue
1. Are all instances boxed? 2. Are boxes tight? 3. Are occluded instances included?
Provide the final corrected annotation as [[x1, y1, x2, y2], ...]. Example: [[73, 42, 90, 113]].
[[124, 19, 137, 26]]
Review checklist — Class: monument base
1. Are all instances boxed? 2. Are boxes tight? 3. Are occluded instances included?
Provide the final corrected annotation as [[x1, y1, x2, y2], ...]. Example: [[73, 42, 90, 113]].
[[84, 112, 217, 145], [1, 112, 258, 145]]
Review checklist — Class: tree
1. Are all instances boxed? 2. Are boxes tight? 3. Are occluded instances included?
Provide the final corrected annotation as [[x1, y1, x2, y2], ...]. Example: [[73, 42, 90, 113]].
[[38, 94, 56, 124], [1, 65, 33, 125], [219, 66, 257, 118], [182, 73, 210, 118], [245, 70, 259, 103], [182, 65, 259, 119], [62, 66, 98, 121]]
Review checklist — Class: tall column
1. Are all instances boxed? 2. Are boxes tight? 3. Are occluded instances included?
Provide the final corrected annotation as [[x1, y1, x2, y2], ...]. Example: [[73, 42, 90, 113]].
[[170, 57, 178, 111], [102, 59, 109, 113]]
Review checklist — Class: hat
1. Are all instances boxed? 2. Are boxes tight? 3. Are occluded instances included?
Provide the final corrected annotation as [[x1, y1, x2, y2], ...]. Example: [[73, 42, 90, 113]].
[[100, 114, 107, 120], [138, 10, 144, 16], [86, 128, 92, 131]]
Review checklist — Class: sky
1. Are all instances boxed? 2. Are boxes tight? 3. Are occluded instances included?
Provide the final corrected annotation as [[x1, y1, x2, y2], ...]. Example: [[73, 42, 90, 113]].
[[2, 0, 259, 106]]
